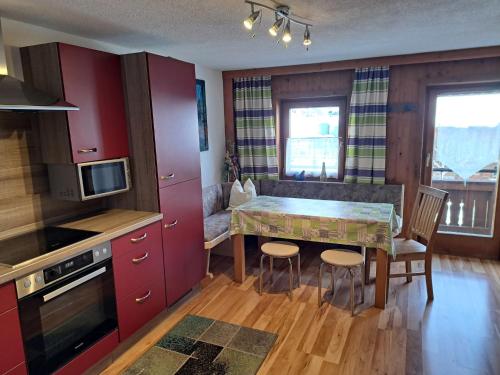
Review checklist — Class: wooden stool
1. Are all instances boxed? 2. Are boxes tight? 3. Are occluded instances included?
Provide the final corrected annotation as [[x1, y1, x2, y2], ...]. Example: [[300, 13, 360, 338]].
[[318, 249, 365, 316], [259, 241, 300, 299]]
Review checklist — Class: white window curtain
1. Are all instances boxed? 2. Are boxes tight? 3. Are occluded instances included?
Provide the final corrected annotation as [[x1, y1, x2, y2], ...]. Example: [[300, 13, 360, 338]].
[[285, 137, 339, 178]]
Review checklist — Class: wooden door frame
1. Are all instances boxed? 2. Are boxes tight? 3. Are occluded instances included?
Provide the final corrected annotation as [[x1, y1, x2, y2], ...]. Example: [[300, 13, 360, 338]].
[[279, 96, 347, 181], [423, 82, 500, 259]]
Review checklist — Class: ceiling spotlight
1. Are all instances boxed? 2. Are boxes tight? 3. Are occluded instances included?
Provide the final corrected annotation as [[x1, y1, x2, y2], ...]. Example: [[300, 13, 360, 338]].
[[303, 26, 312, 46], [268, 17, 284, 37], [240, 1, 312, 49], [282, 20, 291, 43], [243, 6, 261, 30]]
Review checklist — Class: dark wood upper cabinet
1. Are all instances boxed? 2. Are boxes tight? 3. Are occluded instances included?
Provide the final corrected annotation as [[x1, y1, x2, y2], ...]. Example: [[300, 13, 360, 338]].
[[21, 43, 129, 164]]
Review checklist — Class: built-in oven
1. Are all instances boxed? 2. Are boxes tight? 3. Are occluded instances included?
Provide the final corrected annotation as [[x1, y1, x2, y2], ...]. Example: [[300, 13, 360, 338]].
[[47, 157, 131, 201], [16, 242, 117, 374]]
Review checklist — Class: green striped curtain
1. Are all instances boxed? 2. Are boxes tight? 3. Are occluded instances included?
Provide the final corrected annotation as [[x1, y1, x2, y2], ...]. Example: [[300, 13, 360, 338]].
[[233, 76, 279, 180], [344, 67, 390, 184]]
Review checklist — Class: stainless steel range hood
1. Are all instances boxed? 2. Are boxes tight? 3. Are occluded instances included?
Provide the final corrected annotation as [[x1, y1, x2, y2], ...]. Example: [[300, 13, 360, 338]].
[[0, 18, 78, 112]]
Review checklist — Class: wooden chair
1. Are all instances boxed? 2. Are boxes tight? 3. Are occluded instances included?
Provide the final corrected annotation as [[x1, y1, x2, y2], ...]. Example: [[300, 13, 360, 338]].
[[364, 185, 448, 300]]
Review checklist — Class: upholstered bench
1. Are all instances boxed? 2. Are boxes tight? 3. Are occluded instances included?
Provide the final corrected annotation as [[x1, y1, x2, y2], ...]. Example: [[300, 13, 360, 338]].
[[201, 180, 404, 277]]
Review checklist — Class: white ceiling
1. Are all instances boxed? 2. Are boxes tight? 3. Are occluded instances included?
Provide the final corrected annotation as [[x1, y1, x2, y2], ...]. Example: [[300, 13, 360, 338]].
[[0, 0, 499, 70]]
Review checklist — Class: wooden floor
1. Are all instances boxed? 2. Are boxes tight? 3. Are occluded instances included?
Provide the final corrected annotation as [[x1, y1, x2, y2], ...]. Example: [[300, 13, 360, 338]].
[[101, 241, 500, 375]]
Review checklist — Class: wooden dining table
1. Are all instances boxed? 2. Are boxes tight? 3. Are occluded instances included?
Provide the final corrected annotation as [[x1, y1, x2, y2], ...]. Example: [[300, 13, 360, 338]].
[[230, 195, 400, 309]]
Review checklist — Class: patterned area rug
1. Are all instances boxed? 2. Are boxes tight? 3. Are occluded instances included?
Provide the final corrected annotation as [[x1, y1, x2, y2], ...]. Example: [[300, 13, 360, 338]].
[[125, 315, 277, 375]]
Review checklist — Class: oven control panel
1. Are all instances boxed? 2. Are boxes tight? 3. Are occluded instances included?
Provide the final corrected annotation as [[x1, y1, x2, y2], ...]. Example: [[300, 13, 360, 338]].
[[15, 241, 112, 299]]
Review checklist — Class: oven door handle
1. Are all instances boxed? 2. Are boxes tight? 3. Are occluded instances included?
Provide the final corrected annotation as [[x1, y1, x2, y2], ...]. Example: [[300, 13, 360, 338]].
[[42, 267, 107, 303]]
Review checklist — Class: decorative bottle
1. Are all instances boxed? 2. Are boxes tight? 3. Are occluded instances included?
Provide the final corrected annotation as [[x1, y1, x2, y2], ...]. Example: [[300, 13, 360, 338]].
[[320, 162, 327, 182]]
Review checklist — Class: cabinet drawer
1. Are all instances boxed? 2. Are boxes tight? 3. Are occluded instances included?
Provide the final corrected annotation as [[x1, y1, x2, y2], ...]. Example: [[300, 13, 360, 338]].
[[0, 308, 26, 375], [113, 240, 165, 298], [53, 330, 118, 375], [0, 282, 16, 314], [112, 221, 162, 259], [116, 281, 166, 341]]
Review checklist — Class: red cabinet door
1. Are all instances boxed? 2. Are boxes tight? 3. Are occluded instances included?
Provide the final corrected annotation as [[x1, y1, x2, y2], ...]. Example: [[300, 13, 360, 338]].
[[0, 308, 26, 375], [148, 54, 201, 188], [59, 43, 129, 163], [159, 178, 204, 306], [115, 281, 166, 341]]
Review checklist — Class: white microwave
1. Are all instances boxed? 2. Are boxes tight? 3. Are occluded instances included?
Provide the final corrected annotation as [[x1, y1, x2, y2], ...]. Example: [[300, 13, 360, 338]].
[[48, 158, 131, 201]]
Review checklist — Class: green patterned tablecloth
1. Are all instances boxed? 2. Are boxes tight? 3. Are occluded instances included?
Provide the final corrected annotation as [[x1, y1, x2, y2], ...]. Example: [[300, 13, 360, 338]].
[[230, 196, 399, 255]]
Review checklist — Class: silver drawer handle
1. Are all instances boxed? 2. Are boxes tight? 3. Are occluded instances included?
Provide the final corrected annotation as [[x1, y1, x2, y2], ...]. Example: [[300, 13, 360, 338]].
[[130, 233, 147, 243], [132, 252, 149, 264], [164, 219, 178, 229], [77, 147, 97, 153], [135, 290, 151, 304], [160, 173, 175, 180]]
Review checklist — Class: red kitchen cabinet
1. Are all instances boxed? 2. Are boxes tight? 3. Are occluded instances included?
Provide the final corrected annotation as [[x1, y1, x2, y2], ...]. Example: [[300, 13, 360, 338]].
[[160, 179, 205, 305], [21, 43, 129, 163], [113, 52, 205, 308], [114, 281, 166, 341], [148, 55, 201, 188], [0, 283, 26, 375], [112, 222, 166, 341]]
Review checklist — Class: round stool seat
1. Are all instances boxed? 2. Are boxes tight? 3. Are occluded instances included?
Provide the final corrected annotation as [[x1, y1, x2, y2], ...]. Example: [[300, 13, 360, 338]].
[[261, 241, 299, 257], [321, 250, 363, 267]]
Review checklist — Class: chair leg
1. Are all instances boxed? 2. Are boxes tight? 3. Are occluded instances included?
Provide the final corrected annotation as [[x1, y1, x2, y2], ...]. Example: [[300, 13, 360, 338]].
[[349, 268, 355, 316], [406, 261, 413, 283], [364, 256, 371, 285], [206, 249, 213, 279], [425, 258, 434, 300], [386, 261, 391, 301], [259, 254, 266, 295], [269, 256, 274, 283], [288, 258, 293, 300], [318, 262, 324, 307], [360, 263, 365, 304], [330, 265, 335, 297], [297, 253, 301, 287]]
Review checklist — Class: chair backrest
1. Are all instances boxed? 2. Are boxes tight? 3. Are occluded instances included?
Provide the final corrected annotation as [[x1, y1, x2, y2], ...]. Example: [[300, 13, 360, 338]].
[[407, 185, 449, 244]]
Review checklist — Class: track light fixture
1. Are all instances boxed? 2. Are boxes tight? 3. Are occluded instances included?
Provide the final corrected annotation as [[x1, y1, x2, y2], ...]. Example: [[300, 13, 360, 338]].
[[243, 4, 261, 30], [242, 1, 312, 49], [268, 17, 284, 37], [303, 25, 311, 47], [282, 20, 291, 43]]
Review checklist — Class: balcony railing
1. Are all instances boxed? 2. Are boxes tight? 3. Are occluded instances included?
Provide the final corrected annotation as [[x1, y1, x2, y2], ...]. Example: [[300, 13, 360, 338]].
[[432, 167, 497, 236]]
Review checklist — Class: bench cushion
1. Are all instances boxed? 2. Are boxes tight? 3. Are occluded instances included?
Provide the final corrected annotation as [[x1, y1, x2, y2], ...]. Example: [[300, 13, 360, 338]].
[[259, 180, 404, 216], [204, 211, 231, 247]]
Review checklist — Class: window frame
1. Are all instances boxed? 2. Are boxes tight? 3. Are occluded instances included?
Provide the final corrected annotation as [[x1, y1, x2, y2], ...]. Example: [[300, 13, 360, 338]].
[[280, 97, 347, 181]]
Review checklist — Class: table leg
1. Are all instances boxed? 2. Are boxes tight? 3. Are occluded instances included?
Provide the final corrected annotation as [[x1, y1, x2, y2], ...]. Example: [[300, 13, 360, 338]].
[[374, 248, 388, 309], [232, 234, 245, 283]]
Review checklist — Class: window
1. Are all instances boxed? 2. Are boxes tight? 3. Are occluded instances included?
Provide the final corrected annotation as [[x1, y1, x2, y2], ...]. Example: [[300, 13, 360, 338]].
[[427, 87, 500, 237], [281, 98, 346, 180]]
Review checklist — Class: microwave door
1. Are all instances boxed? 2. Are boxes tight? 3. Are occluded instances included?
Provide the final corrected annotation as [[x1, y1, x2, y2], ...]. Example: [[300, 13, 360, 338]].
[[79, 160, 129, 200]]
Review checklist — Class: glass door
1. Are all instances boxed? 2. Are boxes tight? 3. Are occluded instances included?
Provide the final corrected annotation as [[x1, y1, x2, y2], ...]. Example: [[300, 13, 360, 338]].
[[424, 86, 500, 237]]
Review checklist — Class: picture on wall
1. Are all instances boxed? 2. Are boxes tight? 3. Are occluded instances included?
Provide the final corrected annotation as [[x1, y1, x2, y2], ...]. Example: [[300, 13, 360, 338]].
[[196, 79, 209, 151]]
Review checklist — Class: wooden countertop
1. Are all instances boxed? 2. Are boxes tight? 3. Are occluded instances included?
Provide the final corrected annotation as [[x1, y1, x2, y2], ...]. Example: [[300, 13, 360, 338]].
[[0, 209, 163, 285]]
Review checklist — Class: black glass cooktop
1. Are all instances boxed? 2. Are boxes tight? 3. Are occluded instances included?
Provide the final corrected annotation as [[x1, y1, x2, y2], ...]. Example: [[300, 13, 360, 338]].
[[0, 227, 101, 267]]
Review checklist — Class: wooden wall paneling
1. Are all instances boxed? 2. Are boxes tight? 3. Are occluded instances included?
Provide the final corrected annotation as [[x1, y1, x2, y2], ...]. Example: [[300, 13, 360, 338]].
[[222, 49, 500, 259], [222, 46, 500, 79], [0, 112, 103, 238]]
